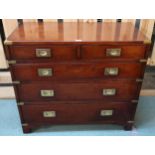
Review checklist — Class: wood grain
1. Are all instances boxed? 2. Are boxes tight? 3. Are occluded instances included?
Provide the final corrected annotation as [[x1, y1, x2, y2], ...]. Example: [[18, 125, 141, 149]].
[[21, 102, 129, 124], [10, 61, 145, 81], [7, 22, 149, 44], [3, 21, 151, 132], [16, 79, 140, 102]]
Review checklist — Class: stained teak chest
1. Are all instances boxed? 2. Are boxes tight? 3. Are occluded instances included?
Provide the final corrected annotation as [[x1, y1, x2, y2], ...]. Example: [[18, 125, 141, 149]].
[[5, 22, 150, 133]]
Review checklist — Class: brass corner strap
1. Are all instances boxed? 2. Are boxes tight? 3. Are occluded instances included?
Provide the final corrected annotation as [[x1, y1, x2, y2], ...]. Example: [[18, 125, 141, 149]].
[[12, 81, 20, 85], [17, 102, 24, 106], [4, 40, 13, 45], [144, 40, 151, 44], [127, 121, 134, 124], [136, 78, 143, 82], [139, 59, 147, 63], [131, 100, 138, 103], [7, 60, 16, 65], [22, 123, 29, 127]]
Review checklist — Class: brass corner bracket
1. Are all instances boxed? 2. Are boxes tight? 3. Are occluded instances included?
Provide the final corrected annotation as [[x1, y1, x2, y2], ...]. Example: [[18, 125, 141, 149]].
[[144, 40, 151, 44], [7, 60, 16, 65], [4, 40, 13, 45], [17, 102, 24, 106], [139, 59, 147, 63], [22, 123, 29, 127], [136, 78, 143, 82], [131, 100, 138, 103], [12, 81, 20, 85], [128, 121, 134, 124]]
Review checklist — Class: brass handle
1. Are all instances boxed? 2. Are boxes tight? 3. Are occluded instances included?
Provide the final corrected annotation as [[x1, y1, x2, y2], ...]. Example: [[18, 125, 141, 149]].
[[43, 111, 56, 117], [100, 110, 113, 116], [40, 90, 54, 97], [106, 48, 121, 57], [104, 67, 119, 76], [38, 68, 52, 77], [103, 89, 116, 96], [36, 49, 51, 57]]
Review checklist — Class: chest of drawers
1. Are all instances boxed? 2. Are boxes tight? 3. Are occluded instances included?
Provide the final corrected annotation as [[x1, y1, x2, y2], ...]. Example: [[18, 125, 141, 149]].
[[5, 22, 150, 133]]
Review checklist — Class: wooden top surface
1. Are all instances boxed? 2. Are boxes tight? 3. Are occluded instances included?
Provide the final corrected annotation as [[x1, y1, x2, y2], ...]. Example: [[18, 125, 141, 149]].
[[7, 22, 149, 44]]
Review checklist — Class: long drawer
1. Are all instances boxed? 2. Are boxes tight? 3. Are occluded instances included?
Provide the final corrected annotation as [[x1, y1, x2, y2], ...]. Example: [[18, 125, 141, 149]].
[[16, 79, 140, 102], [11, 62, 144, 81], [21, 102, 129, 124]]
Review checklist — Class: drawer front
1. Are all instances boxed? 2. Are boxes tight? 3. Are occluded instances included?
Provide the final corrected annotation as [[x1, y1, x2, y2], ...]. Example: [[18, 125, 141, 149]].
[[10, 45, 78, 60], [81, 45, 146, 59], [11, 62, 144, 81], [16, 80, 140, 101], [21, 103, 129, 124]]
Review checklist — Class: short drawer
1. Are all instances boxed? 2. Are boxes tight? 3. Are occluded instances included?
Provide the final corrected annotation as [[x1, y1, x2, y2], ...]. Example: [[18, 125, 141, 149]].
[[10, 45, 78, 60], [81, 45, 146, 59], [21, 102, 129, 124], [11, 62, 144, 81], [16, 79, 140, 102]]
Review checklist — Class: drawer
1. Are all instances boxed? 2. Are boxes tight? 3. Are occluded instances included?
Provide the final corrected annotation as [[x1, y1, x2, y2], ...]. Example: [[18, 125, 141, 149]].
[[16, 79, 140, 102], [10, 45, 78, 60], [81, 45, 146, 59], [11, 62, 144, 81], [21, 103, 129, 124]]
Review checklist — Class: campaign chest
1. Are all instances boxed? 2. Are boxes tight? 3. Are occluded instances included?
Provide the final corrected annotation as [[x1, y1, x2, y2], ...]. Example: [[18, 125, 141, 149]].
[[5, 22, 150, 133]]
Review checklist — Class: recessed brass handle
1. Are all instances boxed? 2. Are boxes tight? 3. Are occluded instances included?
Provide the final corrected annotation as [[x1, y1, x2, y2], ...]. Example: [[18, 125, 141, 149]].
[[100, 110, 113, 116], [43, 111, 56, 117], [36, 49, 51, 57], [38, 68, 52, 77], [103, 89, 116, 96], [106, 48, 121, 57], [40, 90, 54, 97], [104, 67, 119, 76]]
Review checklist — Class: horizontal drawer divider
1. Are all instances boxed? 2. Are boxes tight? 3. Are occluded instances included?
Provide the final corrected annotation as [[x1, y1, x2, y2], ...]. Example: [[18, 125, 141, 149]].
[[7, 59, 146, 64], [10, 78, 143, 83], [17, 100, 134, 105]]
